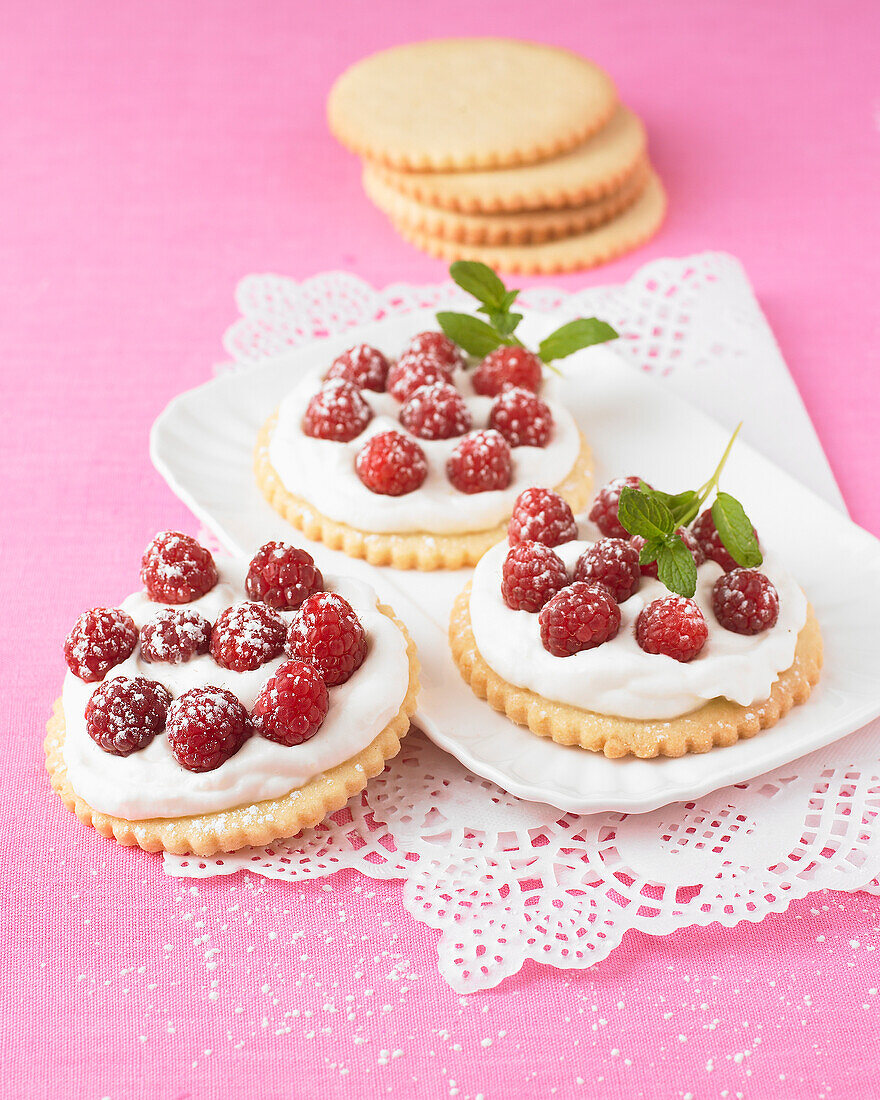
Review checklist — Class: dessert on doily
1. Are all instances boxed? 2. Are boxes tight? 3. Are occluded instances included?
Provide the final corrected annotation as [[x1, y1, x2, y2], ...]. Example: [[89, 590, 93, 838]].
[[450, 430, 823, 758], [45, 533, 419, 855], [255, 262, 616, 569]]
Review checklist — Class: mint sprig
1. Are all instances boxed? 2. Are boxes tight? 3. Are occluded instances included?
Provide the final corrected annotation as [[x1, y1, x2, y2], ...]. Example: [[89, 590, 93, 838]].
[[437, 260, 618, 368], [616, 423, 762, 598]]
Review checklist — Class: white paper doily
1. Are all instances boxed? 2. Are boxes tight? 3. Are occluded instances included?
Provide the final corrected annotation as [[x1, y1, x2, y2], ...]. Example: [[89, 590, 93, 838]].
[[165, 254, 880, 992]]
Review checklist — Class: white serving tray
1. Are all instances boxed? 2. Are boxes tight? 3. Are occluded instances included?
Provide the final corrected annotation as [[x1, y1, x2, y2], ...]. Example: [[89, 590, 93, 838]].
[[151, 309, 880, 812]]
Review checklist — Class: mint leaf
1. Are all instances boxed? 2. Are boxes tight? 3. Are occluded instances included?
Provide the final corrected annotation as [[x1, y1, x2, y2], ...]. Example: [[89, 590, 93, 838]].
[[449, 261, 510, 310], [656, 534, 698, 598], [478, 308, 523, 338], [435, 312, 504, 358], [637, 536, 665, 566], [537, 318, 619, 364], [500, 289, 520, 310], [617, 486, 674, 541], [711, 492, 763, 568]]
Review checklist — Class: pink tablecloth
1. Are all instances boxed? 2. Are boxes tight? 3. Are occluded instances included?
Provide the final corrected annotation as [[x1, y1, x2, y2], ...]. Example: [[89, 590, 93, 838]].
[[3, 2, 879, 1097]]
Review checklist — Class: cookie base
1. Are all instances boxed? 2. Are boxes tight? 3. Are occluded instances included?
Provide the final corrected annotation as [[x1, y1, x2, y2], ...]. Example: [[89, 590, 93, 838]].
[[45, 605, 419, 856], [449, 583, 823, 759], [399, 171, 666, 275], [254, 415, 594, 571]]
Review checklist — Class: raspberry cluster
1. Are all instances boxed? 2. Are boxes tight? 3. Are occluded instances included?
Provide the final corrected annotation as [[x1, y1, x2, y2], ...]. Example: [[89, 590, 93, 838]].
[[68, 538, 375, 771], [298, 333, 561, 498]]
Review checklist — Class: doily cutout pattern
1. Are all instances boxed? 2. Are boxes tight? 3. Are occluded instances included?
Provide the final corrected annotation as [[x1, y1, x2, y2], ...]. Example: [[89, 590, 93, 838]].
[[165, 254, 880, 992]]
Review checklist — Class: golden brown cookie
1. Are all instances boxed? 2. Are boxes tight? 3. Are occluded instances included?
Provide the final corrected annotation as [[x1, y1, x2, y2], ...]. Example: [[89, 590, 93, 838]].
[[45, 605, 419, 856], [397, 170, 666, 274], [450, 583, 823, 759], [364, 158, 649, 246], [372, 106, 647, 213], [328, 38, 618, 170], [255, 413, 594, 571]]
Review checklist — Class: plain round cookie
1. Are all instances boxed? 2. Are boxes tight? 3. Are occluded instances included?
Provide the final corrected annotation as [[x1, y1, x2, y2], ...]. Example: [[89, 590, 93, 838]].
[[364, 158, 649, 246], [44, 605, 420, 856], [397, 170, 666, 274], [372, 106, 647, 212], [328, 38, 618, 171], [450, 583, 823, 759], [254, 413, 594, 571]]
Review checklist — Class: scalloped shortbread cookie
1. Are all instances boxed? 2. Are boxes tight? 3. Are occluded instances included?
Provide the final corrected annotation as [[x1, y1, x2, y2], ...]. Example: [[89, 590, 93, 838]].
[[364, 158, 649, 246], [328, 38, 617, 171]]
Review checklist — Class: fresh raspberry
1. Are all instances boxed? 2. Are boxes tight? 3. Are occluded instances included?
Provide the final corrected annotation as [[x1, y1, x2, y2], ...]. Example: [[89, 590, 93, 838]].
[[325, 344, 389, 392], [507, 488, 578, 547], [287, 592, 367, 686], [538, 582, 621, 657], [472, 346, 543, 396], [64, 607, 138, 683], [85, 676, 172, 757], [712, 569, 779, 635], [574, 538, 641, 603], [252, 660, 330, 746], [141, 532, 218, 605], [399, 381, 472, 440], [245, 541, 324, 611], [166, 686, 251, 772], [210, 603, 286, 671], [692, 508, 760, 573], [488, 387, 554, 448], [401, 331, 465, 372], [588, 476, 646, 539], [636, 597, 708, 662], [631, 527, 706, 579], [302, 378, 372, 442], [140, 609, 212, 664], [501, 541, 568, 613], [446, 430, 513, 494], [385, 351, 453, 402], [355, 431, 428, 496]]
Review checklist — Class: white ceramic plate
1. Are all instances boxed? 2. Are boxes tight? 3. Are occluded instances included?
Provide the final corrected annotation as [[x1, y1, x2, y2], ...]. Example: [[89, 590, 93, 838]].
[[151, 309, 880, 813]]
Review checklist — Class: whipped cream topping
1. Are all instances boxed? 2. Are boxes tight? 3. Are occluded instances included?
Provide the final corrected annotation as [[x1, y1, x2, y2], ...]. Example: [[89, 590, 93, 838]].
[[62, 563, 410, 821], [469, 538, 808, 720], [269, 366, 582, 535]]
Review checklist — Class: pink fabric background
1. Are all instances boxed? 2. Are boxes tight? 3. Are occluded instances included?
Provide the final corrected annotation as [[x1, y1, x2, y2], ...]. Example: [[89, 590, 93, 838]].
[[3, 2, 879, 1097]]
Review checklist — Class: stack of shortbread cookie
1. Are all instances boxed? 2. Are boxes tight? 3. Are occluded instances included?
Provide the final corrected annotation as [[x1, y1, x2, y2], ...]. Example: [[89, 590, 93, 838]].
[[328, 38, 665, 274]]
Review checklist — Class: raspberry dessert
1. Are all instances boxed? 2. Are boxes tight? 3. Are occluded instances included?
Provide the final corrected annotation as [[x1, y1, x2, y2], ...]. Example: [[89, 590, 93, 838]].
[[508, 487, 578, 547], [303, 379, 373, 442], [449, 474, 822, 759], [245, 541, 324, 611], [140, 609, 212, 664], [355, 431, 428, 496], [635, 596, 708, 662], [588, 476, 645, 540], [47, 535, 418, 855], [574, 537, 641, 603], [501, 541, 568, 613], [472, 346, 543, 396], [399, 382, 472, 440], [325, 344, 390, 392], [257, 322, 592, 569], [488, 388, 554, 448], [141, 531, 219, 604], [446, 430, 513, 494]]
